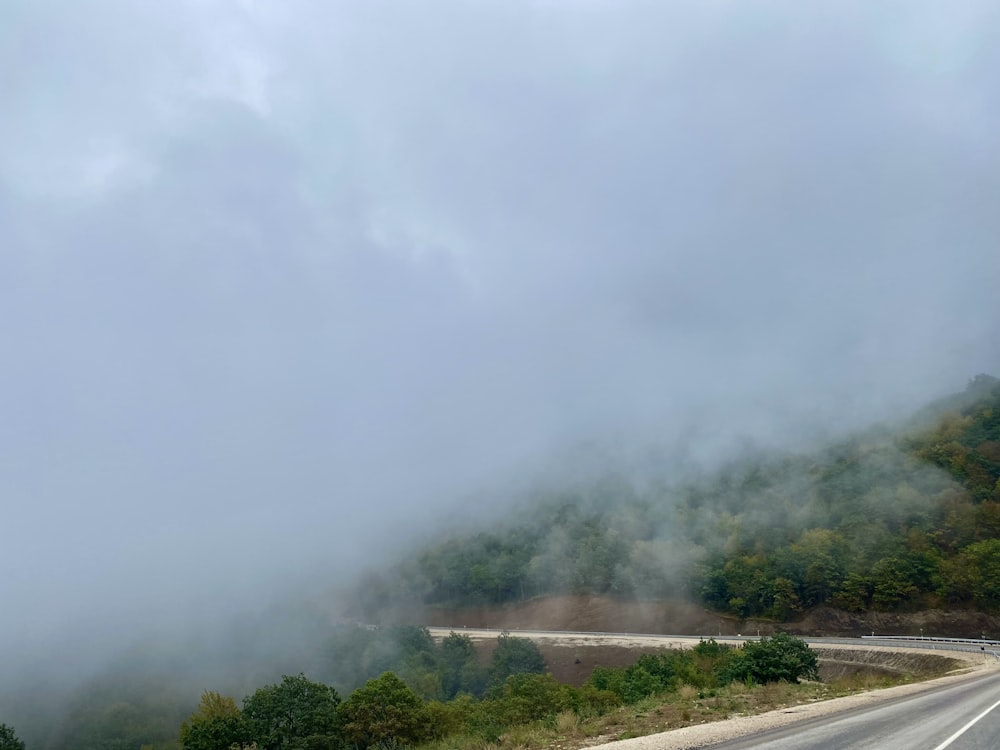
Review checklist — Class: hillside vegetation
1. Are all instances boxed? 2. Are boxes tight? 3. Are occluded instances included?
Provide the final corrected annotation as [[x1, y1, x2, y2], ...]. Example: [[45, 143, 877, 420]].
[[361, 375, 1000, 621], [176, 631, 822, 750], [6, 376, 999, 750]]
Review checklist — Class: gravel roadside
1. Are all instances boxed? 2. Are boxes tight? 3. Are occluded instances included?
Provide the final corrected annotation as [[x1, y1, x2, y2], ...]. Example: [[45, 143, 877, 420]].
[[588, 648, 999, 750]]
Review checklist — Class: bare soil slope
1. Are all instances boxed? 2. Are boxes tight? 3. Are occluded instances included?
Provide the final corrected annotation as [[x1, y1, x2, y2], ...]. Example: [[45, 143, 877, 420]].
[[415, 596, 732, 635], [408, 595, 1000, 639]]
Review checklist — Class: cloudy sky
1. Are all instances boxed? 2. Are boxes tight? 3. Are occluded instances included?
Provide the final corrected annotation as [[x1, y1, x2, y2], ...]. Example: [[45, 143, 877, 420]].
[[2, 0, 999, 648]]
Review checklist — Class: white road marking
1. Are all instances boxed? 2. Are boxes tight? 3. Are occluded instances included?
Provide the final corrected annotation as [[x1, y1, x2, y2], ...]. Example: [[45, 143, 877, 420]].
[[930, 696, 1000, 750]]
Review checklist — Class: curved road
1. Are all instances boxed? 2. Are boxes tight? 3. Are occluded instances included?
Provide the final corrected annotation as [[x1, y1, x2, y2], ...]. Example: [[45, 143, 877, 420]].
[[428, 627, 1000, 749], [709, 668, 1000, 750]]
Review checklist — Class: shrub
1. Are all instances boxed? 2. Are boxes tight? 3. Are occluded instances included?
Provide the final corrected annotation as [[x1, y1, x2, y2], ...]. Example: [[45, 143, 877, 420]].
[[588, 666, 627, 698], [488, 633, 547, 688], [572, 685, 622, 717], [718, 633, 818, 684], [338, 672, 432, 749], [242, 674, 341, 750], [179, 692, 247, 750], [491, 673, 573, 725]]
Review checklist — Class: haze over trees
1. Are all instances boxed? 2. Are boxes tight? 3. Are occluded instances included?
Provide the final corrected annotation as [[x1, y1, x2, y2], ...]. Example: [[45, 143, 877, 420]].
[[168, 632, 819, 750], [362, 376, 1000, 620], [0, 724, 25, 750], [4, 377, 998, 750], [4, 0, 1000, 747]]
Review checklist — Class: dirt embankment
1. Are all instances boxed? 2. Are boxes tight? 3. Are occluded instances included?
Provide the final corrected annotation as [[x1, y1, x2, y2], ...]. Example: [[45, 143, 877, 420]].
[[790, 606, 1000, 639], [442, 631, 969, 687], [412, 596, 735, 635], [534, 644, 966, 687], [405, 595, 1000, 639], [474, 638, 665, 686], [396, 595, 994, 686], [811, 648, 965, 681]]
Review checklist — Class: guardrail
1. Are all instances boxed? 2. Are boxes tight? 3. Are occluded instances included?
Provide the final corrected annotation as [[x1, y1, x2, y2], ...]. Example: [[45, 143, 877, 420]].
[[424, 627, 1000, 656], [861, 635, 1000, 646], [860, 635, 1000, 658]]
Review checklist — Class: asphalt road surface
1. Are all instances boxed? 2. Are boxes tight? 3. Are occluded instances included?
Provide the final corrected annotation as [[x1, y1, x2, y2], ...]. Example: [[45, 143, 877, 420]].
[[709, 668, 1000, 750], [428, 628, 1000, 749]]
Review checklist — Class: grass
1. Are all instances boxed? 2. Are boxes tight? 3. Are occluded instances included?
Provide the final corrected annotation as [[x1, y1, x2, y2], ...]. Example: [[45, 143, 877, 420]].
[[415, 672, 920, 750]]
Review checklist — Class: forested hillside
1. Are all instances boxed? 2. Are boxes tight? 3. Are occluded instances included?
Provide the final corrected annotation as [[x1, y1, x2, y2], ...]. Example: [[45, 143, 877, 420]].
[[361, 375, 1000, 620], [5, 377, 998, 750]]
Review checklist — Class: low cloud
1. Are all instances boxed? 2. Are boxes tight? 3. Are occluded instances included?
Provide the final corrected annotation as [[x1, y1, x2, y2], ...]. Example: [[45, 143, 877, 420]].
[[1, 0, 998, 667]]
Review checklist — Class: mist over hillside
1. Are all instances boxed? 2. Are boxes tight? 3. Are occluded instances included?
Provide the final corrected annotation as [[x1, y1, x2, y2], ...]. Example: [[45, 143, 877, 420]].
[[2, 0, 1000, 748], [4, 374, 998, 749], [359, 375, 1000, 619]]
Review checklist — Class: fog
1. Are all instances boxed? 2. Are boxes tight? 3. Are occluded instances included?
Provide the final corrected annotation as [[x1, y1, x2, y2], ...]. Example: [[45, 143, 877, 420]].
[[2, 0, 999, 700]]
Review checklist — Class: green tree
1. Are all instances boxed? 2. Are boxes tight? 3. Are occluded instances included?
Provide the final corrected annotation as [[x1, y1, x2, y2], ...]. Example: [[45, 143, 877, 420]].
[[869, 554, 936, 610], [337, 673, 431, 749], [831, 573, 874, 612], [439, 632, 487, 698], [768, 576, 803, 619], [488, 633, 546, 689], [179, 691, 246, 750], [619, 665, 660, 704], [721, 633, 818, 684], [490, 673, 573, 724], [242, 675, 340, 750], [0, 724, 25, 750], [387, 625, 442, 699], [588, 665, 627, 699], [940, 539, 1000, 610], [776, 529, 848, 607]]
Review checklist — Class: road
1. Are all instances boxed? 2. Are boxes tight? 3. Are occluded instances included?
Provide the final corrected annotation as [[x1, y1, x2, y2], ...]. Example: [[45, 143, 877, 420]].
[[708, 668, 1000, 750], [427, 627, 998, 660], [427, 627, 1000, 749]]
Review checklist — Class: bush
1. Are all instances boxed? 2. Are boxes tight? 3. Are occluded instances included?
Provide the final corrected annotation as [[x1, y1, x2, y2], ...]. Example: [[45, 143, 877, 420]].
[[588, 647, 724, 705], [490, 673, 573, 725], [632, 649, 711, 689], [719, 633, 818, 684], [572, 685, 622, 716], [488, 633, 547, 688], [587, 665, 627, 698], [439, 631, 488, 698], [423, 697, 471, 739], [621, 665, 661, 703], [462, 700, 507, 743], [179, 692, 247, 750], [242, 674, 341, 750], [338, 672, 432, 749], [692, 638, 731, 659]]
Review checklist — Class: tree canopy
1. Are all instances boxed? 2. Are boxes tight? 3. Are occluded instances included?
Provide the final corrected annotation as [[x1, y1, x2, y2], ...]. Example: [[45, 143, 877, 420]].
[[174, 634, 819, 750], [241, 674, 340, 750], [721, 633, 819, 684], [0, 724, 25, 750], [361, 375, 1000, 618], [488, 633, 547, 689], [179, 691, 245, 750], [337, 672, 431, 749]]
